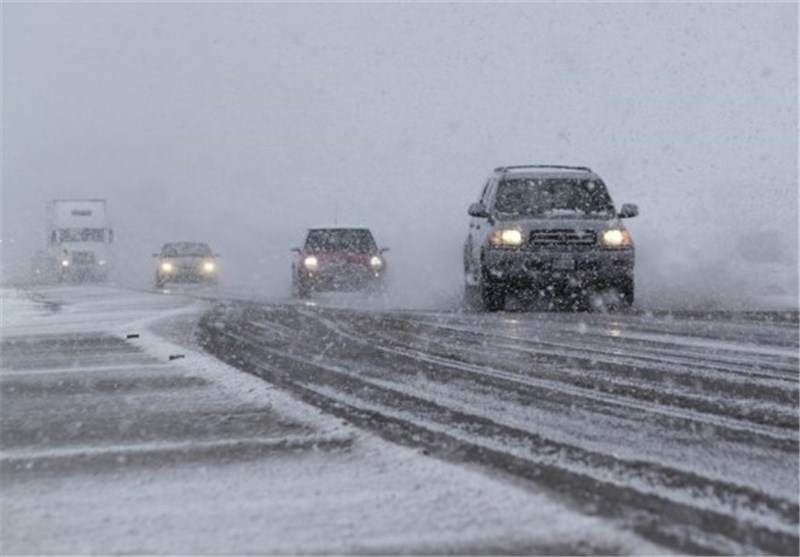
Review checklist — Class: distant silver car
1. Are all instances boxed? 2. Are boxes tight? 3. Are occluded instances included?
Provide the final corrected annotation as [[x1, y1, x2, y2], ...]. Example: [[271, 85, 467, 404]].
[[464, 165, 638, 311], [292, 227, 388, 297], [153, 242, 219, 288]]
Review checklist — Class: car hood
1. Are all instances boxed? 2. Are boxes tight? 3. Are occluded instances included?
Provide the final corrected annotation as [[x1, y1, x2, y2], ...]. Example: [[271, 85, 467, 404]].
[[305, 251, 374, 264], [496, 215, 620, 233], [158, 255, 211, 262]]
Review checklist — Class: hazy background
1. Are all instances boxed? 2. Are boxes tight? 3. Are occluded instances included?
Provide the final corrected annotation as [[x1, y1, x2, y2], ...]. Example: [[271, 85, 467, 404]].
[[2, 2, 797, 310]]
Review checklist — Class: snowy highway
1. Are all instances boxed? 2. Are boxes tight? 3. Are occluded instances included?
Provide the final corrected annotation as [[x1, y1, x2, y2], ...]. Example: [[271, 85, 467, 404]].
[[199, 296, 799, 555], [1, 285, 798, 555], [5, 2, 798, 555]]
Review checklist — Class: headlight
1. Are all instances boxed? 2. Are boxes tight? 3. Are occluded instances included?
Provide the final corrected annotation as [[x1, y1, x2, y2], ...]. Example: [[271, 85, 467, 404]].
[[161, 262, 174, 272], [202, 261, 216, 272], [490, 229, 524, 247], [61, 259, 70, 267], [369, 256, 383, 269], [602, 228, 633, 247], [303, 255, 319, 271], [98, 259, 107, 266]]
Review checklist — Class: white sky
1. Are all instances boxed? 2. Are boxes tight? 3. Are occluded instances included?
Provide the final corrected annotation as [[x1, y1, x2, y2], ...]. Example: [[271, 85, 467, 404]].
[[2, 2, 797, 309]]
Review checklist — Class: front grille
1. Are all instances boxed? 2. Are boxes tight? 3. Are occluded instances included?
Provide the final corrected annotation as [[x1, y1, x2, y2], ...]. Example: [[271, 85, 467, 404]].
[[72, 251, 95, 264], [529, 229, 597, 246]]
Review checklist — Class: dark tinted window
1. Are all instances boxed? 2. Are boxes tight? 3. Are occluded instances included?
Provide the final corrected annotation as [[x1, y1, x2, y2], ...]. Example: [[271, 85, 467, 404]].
[[162, 242, 213, 257], [305, 229, 377, 253], [494, 179, 615, 217]]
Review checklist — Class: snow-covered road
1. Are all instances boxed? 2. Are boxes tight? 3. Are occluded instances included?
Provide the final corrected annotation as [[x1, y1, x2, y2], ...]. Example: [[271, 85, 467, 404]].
[[200, 296, 799, 555], [1, 286, 666, 555]]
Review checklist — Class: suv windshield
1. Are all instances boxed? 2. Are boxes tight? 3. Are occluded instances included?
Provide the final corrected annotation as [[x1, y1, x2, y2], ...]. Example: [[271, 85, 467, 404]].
[[305, 229, 377, 253], [162, 243, 213, 257], [494, 178, 615, 218]]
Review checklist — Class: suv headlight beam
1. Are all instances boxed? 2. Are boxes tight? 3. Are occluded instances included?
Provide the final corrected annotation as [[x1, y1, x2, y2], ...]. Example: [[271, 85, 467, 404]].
[[490, 229, 524, 247], [303, 256, 319, 271], [602, 228, 632, 247]]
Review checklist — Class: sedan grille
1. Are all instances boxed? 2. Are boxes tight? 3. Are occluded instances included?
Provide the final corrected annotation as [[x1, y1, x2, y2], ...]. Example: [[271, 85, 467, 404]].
[[529, 229, 597, 246]]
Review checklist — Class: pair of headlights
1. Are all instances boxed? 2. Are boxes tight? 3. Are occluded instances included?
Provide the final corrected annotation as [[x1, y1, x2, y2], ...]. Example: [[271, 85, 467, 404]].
[[161, 261, 215, 273], [489, 228, 632, 248], [303, 255, 384, 271], [60, 260, 107, 267], [61, 259, 107, 266]]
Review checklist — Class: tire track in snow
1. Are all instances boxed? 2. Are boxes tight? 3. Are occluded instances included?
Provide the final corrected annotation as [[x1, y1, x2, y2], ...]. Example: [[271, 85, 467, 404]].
[[198, 301, 799, 556]]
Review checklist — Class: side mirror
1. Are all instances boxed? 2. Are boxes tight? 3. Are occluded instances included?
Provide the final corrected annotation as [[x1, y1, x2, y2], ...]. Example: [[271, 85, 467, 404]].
[[468, 203, 489, 218], [214, 253, 221, 258], [291, 248, 301, 253], [152, 253, 160, 258], [379, 247, 390, 254], [619, 203, 639, 218]]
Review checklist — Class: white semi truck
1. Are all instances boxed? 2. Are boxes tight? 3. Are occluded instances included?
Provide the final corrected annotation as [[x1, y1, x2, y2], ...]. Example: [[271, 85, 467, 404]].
[[42, 199, 113, 282]]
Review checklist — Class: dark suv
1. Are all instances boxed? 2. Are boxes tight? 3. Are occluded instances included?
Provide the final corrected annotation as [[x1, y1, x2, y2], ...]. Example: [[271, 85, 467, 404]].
[[464, 165, 638, 311]]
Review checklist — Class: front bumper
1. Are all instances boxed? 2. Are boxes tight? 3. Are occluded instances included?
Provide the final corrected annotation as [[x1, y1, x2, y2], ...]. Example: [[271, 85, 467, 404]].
[[300, 267, 385, 292], [483, 246, 633, 288], [158, 267, 217, 283]]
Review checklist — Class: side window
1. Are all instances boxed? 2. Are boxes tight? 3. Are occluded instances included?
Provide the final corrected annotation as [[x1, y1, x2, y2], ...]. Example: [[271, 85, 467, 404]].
[[482, 179, 497, 207], [479, 180, 492, 205]]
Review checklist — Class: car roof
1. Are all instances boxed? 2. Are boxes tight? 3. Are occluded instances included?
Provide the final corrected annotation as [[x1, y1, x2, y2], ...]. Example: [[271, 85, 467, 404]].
[[494, 165, 600, 180], [163, 241, 211, 247], [307, 225, 373, 231]]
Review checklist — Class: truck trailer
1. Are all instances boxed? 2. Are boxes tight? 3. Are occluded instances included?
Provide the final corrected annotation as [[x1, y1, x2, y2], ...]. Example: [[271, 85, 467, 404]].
[[41, 199, 113, 283]]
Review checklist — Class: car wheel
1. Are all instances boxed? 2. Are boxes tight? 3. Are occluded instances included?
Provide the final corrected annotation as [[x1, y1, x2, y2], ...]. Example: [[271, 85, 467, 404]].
[[295, 279, 311, 298], [619, 277, 634, 307], [479, 270, 506, 312], [588, 280, 633, 312], [463, 284, 480, 310]]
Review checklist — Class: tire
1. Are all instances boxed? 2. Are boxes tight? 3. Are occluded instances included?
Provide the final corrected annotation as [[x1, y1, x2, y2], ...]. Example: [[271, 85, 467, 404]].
[[618, 276, 634, 307], [463, 258, 481, 311], [588, 278, 633, 312], [478, 270, 506, 312], [294, 278, 311, 298], [463, 284, 479, 310]]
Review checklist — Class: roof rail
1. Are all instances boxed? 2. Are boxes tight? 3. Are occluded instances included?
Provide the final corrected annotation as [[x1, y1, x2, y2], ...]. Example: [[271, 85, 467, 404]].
[[494, 165, 592, 173]]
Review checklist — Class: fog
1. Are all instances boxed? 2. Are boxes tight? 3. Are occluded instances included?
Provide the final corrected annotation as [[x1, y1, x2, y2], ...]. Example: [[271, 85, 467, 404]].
[[2, 3, 797, 310]]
